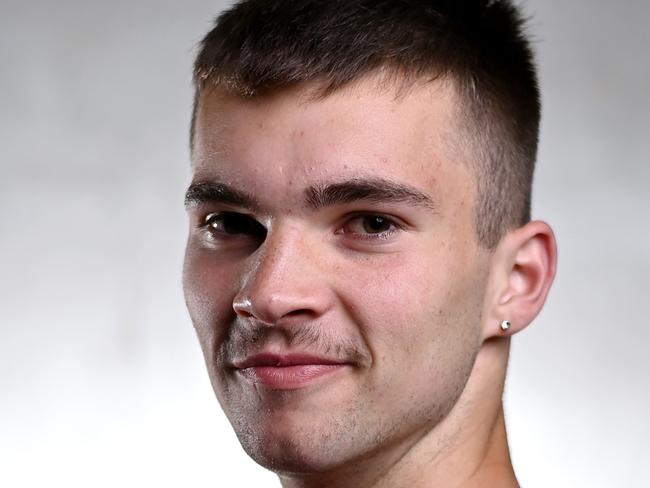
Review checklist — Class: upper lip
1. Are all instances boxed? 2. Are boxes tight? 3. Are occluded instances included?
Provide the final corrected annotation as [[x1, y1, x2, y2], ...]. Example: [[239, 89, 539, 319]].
[[233, 353, 348, 370]]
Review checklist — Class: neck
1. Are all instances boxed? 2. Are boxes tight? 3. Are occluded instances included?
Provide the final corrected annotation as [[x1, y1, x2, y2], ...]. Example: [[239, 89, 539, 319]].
[[279, 338, 518, 488]]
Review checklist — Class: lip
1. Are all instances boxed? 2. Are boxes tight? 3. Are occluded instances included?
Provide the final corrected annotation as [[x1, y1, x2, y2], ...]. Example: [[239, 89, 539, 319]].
[[233, 353, 351, 390]]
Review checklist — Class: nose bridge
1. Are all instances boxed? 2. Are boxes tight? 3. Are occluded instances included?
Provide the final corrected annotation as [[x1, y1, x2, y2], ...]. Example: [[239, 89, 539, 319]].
[[234, 222, 329, 323], [252, 225, 305, 291]]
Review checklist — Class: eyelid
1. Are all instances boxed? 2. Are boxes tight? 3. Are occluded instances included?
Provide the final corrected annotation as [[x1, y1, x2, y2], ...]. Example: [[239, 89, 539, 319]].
[[200, 211, 267, 240], [200, 211, 229, 229], [340, 211, 408, 229], [203, 209, 247, 219], [203, 211, 229, 223], [198, 210, 260, 226], [336, 213, 404, 241]]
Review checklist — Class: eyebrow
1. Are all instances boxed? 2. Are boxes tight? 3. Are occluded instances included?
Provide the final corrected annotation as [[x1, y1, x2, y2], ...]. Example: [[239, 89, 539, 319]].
[[184, 177, 436, 213], [305, 178, 436, 211], [184, 181, 260, 211]]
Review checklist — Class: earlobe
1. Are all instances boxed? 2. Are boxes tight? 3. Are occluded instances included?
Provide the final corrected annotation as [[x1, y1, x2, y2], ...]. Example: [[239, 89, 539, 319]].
[[483, 220, 557, 340]]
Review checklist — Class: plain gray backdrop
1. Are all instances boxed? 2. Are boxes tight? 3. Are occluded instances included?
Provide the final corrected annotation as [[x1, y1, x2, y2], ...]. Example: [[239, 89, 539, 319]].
[[1, 0, 648, 486]]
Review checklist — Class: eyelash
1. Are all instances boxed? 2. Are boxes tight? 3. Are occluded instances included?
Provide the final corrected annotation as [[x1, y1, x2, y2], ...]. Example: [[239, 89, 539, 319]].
[[201, 212, 266, 240], [199, 212, 402, 242], [337, 213, 402, 241]]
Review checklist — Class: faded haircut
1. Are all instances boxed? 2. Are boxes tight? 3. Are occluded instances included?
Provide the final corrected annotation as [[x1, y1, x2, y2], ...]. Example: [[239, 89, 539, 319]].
[[190, 0, 541, 248]]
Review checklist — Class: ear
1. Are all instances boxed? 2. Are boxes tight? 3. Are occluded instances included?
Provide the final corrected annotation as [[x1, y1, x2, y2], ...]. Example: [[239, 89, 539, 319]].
[[481, 220, 557, 340]]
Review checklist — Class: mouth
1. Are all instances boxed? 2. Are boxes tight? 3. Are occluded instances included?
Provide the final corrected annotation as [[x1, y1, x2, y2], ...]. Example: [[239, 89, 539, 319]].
[[232, 353, 352, 390]]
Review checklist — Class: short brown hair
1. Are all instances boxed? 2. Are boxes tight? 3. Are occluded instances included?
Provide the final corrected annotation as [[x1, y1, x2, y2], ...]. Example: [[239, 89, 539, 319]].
[[191, 0, 540, 248]]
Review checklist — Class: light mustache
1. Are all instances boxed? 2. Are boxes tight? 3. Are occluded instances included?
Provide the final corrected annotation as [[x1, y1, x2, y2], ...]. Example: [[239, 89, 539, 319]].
[[220, 319, 369, 365]]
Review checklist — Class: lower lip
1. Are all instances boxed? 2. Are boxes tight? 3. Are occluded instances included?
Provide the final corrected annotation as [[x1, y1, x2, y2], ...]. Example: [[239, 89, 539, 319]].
[[238, 364, 347, 390]]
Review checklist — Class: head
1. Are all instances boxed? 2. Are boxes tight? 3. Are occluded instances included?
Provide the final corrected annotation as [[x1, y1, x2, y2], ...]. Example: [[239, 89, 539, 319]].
[[183, 0, 556, 480]]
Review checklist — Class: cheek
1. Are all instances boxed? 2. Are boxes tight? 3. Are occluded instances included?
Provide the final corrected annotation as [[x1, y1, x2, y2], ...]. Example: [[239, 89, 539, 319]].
[[183, 247, 239, 354], [339, 251, 459, 332], [336, 248, 482, 386]]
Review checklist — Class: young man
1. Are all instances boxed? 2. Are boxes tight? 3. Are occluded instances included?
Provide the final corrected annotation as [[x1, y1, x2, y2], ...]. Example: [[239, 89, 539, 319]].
[[183, 1, 557, 486]]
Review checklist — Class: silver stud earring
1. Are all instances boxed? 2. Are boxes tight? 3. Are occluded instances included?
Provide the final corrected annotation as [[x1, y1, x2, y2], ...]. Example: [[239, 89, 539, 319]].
[[500, 320, 512, 332]]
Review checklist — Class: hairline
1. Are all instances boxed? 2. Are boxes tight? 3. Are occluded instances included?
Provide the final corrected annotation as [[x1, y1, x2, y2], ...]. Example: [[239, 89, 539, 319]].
[[190, 66, 457, 150]]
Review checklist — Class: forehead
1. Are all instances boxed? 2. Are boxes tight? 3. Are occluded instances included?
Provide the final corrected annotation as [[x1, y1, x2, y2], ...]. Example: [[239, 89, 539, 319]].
[[192, 77, 472, 211]]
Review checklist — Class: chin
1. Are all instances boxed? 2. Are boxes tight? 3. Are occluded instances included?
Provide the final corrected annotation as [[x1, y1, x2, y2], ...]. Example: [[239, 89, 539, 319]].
[[234, 420, 353, 475], [242, 437, 339, 475]]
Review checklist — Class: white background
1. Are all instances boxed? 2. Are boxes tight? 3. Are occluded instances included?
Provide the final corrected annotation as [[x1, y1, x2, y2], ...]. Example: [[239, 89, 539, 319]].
[[1, 0, 648, 486]]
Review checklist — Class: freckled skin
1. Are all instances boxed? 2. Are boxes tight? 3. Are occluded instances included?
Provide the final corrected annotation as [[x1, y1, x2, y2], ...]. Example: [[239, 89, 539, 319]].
[[184, 78, 499, 485]]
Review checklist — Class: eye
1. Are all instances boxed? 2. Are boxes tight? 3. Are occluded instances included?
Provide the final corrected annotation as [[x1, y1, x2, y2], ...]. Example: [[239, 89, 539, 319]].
[[339, 214, 400, 240], [203, 212, 266, 239]]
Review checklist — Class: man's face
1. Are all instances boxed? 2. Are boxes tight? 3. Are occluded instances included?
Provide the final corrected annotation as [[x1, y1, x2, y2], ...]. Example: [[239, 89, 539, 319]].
[[184, 77, 491, 472]]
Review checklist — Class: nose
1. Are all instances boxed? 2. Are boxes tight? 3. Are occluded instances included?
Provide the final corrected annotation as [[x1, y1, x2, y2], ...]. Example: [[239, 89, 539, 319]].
[[232, 224, 333, 325]]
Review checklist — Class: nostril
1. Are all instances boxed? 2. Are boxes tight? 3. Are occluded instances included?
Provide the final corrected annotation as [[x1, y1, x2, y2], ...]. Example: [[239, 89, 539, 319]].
[[233, 297, 255, 317], [286, 309, 312, 318], [236, 308, 254, 318]]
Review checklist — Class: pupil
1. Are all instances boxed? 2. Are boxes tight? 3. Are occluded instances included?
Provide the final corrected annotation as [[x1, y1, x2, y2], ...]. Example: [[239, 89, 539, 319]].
[[222, 214, 247, 234], [209, 213, 263, 236], [364, 216, 388, 233]]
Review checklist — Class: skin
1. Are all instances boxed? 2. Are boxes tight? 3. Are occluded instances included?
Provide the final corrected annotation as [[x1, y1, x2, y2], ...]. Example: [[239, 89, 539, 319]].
[[183, 75, 557, 487]]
